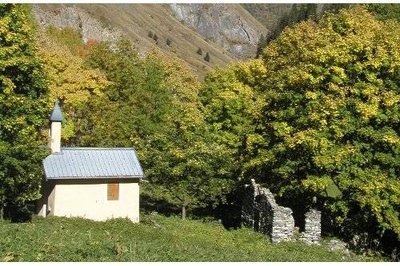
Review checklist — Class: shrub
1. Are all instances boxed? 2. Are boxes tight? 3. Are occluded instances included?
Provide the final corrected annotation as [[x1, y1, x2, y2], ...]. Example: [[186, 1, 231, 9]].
[[204, 52, 210, 62], [153, 34, 158, 42]]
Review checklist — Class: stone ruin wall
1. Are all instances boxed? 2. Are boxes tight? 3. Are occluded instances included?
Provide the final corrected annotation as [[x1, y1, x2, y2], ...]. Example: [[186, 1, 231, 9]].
[[242, 179, 321, 244], [301, 208, 322, 245]]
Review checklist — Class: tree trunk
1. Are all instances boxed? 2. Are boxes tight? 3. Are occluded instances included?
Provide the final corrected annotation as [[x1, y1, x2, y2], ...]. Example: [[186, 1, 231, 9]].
[[181, 205, 186, 220]]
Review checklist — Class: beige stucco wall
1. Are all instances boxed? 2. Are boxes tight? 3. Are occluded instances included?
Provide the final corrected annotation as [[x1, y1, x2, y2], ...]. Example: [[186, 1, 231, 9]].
[[48, 180, 140, 222], [47, 182, 56, 216], [50, 122, 61, 153], [37, 181, 56, 217]]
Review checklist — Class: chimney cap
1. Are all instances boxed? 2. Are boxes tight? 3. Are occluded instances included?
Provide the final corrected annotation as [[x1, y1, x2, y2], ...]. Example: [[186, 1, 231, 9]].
[[50, 100, 63, 122]]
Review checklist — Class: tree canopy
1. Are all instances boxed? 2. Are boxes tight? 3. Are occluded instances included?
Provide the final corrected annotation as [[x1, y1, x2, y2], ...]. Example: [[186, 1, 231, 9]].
[[250, 6, 400, 243], [0, 4, 49, 220], [81, 41, 235, 218], [37, 29, 109, 144]]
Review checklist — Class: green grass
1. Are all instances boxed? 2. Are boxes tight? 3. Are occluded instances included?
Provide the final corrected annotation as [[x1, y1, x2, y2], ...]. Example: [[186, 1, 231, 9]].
[[0, 213, 381, 262]]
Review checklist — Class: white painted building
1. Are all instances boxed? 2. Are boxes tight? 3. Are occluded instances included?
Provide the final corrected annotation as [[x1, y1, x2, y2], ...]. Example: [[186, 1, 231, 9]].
[[37, 101, 144, 222]]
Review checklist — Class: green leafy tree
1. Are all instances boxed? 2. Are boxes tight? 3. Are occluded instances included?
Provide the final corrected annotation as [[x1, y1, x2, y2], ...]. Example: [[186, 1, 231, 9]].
[[84, 41, 234, 218], [367, 3, 400, 22], [0, 4, 49, 220], [200, 60, 266, 184], [252, 6, 400, 244], [82, 40, 171, 147], [143, 52, 235, 219], [261, 4, 349, 54]]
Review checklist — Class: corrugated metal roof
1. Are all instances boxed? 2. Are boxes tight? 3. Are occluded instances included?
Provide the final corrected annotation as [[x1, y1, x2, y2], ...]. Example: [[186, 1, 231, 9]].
[[43, 148, 144, 180]]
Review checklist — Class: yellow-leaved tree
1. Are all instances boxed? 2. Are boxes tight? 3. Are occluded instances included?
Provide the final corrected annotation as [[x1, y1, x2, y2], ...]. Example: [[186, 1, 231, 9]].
[[37, 29, 110, 144], [247, 5, 400, 250]]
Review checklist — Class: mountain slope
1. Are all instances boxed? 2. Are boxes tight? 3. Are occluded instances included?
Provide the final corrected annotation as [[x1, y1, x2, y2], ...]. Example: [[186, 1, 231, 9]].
[[32, 4, 266, 79]]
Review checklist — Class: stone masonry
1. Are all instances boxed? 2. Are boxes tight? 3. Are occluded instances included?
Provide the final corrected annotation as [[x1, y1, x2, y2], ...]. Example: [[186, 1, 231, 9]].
[[301, 209, 322, 245], [242, 179, 295, 243], [242, 179, 321, 244]]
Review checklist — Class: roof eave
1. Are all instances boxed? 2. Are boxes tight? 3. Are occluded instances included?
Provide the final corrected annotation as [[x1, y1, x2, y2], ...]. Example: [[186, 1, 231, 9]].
[[45, 175, 144, 181]]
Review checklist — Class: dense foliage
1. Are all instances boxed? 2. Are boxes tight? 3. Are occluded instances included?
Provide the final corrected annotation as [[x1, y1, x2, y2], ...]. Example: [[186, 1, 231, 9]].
[[367, 4, 400, 22], [200, 60, 266, 184], [80, 41, 234, 218], [0, 4, 49, 220], [251, 6, 400, 247], [256, 4, 349, 57], [37, 30, 109, 144]]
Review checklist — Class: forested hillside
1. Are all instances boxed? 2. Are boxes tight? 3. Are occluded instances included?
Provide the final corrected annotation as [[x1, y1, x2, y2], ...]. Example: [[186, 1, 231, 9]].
[[1, 3, 400, 261]]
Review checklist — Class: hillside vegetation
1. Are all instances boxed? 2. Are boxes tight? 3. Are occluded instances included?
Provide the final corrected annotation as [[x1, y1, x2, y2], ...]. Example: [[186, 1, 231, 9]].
[[0, 214, 381, 262]]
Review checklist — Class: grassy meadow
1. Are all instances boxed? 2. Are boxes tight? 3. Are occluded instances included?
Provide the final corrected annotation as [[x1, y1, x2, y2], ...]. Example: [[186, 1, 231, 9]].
[[0, 213, 382, 262]]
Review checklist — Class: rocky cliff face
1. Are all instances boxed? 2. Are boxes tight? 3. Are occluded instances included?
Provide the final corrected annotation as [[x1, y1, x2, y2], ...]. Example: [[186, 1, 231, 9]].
[[169, 4, 267, 59], [32, 5, 122, 44]]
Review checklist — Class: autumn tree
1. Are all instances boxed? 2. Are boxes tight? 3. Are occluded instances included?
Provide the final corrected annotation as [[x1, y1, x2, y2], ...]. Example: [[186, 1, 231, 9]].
[[0, 4, 49, 220], [37, 30, 109, 145], [252, 6, 400, 246]]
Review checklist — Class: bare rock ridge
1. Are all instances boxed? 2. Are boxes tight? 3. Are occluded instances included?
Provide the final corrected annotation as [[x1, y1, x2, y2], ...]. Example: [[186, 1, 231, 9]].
[[169, 3, 267, 59]]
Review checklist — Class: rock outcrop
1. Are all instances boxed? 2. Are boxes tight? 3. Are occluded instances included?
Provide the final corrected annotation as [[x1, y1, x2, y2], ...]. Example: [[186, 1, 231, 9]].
[[32, 5, 122, 44], [169, 4, 267, 58]]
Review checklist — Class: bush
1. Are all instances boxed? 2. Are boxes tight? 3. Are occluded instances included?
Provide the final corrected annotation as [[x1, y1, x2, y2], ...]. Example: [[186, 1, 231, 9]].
[[197, 48, 203, 55], [153, 34, 158, 42], [204, 52, 210, 62]]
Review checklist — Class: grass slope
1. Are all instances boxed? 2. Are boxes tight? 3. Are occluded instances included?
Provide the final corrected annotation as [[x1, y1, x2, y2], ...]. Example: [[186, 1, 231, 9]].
[[0, 214, 381, 262]]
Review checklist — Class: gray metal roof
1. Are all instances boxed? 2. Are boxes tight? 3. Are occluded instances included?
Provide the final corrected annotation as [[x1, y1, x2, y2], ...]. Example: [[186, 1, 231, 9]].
[[50, 100, 63, 122], [43, 148, 144, 180]]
